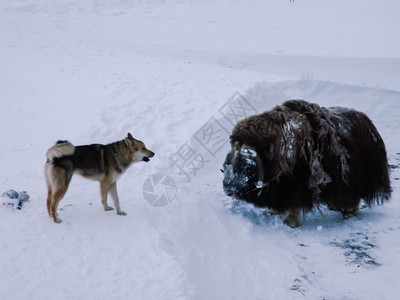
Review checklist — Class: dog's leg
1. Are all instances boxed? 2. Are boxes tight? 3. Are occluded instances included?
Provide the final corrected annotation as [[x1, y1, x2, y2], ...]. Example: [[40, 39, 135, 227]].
[[45, 164, 53, 217], [47, 166, 72, 223], [51, 187, 68, 223], [283, 208, 301, 228], [109, 181, 126, 216], [46, 186, 53, 217], [100, 182, 114, 211]]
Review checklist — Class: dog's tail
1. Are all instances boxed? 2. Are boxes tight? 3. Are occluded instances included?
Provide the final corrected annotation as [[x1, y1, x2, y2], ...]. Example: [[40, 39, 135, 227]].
[[46, 140, 75, 162]]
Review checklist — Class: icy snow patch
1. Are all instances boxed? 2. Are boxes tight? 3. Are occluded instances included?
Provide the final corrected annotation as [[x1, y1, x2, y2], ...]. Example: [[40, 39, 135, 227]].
[[281, 119, 301, 159]]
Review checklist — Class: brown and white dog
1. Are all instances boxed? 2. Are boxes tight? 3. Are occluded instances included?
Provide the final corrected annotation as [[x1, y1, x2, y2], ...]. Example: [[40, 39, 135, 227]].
[[45, 133, 154, 223]]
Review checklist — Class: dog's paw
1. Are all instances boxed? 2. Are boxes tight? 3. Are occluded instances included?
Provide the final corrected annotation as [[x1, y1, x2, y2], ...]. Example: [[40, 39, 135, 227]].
[[117, 211, 127, 216], [104, 206, 114, 211], [54, 217, 63, 224]]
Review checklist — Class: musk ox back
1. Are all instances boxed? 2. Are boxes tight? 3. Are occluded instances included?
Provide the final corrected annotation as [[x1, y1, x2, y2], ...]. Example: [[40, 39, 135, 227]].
[[222, 100, 391, 227]]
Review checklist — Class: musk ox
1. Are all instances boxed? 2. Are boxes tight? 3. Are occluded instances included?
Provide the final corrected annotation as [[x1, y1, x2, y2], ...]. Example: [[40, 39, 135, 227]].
[[222, 100, 391, 227]]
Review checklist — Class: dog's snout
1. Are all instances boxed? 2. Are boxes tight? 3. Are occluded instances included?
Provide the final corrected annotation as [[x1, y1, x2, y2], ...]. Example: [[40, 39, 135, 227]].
[[149, 151, 155, 157]]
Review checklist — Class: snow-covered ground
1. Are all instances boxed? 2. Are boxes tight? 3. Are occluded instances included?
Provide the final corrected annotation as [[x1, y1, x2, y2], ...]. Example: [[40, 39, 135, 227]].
[[1, 0, 400, 299]]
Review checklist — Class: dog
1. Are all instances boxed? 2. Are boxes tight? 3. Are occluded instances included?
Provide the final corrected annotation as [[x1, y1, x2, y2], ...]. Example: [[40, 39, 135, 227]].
[[45, 133, 155, 223]]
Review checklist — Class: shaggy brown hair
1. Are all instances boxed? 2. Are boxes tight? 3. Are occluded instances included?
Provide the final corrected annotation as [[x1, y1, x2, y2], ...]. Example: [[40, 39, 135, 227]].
[[223, 100, 391, 227]]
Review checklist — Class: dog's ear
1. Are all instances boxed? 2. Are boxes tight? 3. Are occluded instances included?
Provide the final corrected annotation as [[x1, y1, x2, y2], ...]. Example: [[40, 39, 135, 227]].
[[125, 133, 135, 146]]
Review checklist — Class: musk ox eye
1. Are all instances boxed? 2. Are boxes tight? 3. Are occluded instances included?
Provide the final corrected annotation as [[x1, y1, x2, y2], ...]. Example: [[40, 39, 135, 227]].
[[224, 152, 234, 165], [233, 156, 251, 173], [232, 161, 241, 173]]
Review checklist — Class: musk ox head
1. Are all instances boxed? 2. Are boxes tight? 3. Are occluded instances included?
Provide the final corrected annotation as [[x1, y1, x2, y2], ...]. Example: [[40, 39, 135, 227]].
[[222, 145, 263, 200]]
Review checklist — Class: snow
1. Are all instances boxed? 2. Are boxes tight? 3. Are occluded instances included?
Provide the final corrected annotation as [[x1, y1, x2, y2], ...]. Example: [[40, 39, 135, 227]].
[[281, 119, 301, 159], [1, 0, 400, 299]]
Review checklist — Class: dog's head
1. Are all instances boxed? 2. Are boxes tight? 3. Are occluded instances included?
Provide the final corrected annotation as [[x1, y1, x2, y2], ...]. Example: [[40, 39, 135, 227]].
[[125, 133, 155, 163]]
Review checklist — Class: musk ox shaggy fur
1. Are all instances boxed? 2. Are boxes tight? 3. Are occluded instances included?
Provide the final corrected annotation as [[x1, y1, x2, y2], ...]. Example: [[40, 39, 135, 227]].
[[222, 100, 391, 227]]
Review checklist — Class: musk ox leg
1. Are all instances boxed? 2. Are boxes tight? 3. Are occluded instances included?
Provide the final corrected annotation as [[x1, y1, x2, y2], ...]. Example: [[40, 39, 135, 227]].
[[327, 204, 340, 211], [341, 201, 360, 215], [283, 208, 301, 228], [268, 208, 281, 215], [328, 201, 359, 215]]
